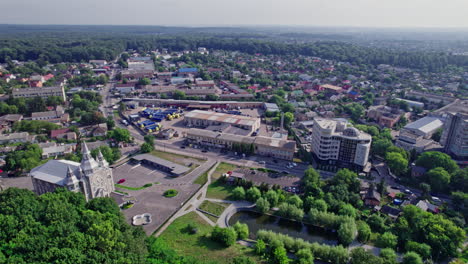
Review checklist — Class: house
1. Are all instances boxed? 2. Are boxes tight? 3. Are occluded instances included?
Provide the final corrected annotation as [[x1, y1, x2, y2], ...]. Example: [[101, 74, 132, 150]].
[[0, 114, 23, 129], [0, 132, 34, 144], [380, 205, 402, 220], [178, 68, 198, 77], [40, 143, 76, 159], [415, 200, 439, 214], [411, 165, 427, 178], [364, 188, 381, 206], [50, 128, 77, 140], [114, 84, 135, 94], [31, 106, 69, 124], [80, 123, 108, 137], [367, 105, 406, 128]]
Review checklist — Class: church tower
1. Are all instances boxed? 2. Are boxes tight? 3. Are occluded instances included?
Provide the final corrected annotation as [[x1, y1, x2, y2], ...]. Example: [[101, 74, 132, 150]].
[[79, 142, 115, 200]]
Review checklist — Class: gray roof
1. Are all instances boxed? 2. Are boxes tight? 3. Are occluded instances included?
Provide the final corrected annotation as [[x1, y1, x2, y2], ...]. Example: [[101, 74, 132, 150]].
[[404, 116, 443, 135], [30, 159, 81, 186], [132, 154, 190, 175]]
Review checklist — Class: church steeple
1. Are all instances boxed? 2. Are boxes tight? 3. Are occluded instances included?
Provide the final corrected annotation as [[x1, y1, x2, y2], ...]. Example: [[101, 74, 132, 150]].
[[64, 166, 79, 189], [80, 142, 99, 174], [97, 150, 109, 168]]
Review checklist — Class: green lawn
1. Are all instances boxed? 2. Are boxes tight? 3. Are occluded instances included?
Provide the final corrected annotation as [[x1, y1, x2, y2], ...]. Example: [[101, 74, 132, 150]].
[[151, 149, 203, 165], [206, 179, 237, 200], [194, 171, 209, 185], [212, 162, 239, 180], [115, 183, 152, 191], [201, 212, 219, 223], [199, 200, 229, 217], [159, 212, 261, 263]]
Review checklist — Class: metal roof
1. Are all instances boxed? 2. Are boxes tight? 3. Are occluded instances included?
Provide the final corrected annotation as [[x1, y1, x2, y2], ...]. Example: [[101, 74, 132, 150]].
[[404, 116, 443, 135]]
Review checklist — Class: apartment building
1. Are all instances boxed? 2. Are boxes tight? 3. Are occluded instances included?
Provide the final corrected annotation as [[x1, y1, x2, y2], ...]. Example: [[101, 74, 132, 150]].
[[437, 104, 468, 161], [12, 86, 66, 101], [310, 119, 371, 169]]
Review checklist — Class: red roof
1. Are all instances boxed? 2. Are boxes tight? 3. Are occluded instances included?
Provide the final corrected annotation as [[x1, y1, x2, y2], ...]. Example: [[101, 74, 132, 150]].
[[43, 74, 54, 81], [50, 128, 70, 138]]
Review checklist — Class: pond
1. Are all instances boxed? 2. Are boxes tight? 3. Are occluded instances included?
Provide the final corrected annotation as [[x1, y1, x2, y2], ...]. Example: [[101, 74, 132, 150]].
[[228, 210, 338, 245]]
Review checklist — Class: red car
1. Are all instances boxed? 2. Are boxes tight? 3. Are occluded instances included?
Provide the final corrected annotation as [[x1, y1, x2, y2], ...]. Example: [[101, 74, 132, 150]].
[[117, 179, 126, 184]]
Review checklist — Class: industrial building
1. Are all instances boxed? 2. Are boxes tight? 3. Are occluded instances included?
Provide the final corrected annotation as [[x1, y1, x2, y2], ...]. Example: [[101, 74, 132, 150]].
[[309, 118, 371, 170], [186, 128, 296, 160], [184, 110, 261, 134]]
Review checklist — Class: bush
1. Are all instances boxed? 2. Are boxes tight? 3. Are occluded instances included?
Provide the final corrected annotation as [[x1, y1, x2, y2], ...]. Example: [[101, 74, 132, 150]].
[[337, 219, 357, 246], [255, 197, 270, 213], [211, 226, 237, 247], [278, 203, 304, 221], [232, 222, 249, 240], [257, 229, 349, 264], [163, 189, 178, 198], [402, 252, 423, 264], [376, 232, 398, 249], [357, 221, 371, 243], [232, 187, 246, 200], [143, 183, 153, 188], [246, 187, 261, 202]]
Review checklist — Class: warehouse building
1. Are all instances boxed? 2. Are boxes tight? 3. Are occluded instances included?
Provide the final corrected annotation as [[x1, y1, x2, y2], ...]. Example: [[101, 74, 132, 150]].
[[184, 110, 261, 134]]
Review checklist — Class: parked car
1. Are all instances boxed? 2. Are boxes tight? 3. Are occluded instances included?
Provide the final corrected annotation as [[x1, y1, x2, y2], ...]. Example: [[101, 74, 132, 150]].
[[117, 179, 126, 184]]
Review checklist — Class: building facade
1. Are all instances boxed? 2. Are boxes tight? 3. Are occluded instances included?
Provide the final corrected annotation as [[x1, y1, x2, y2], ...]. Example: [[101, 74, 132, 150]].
[[440, 112, 468, 160], [184, 110, 261, 134], [186, 128, 296, 160], [310, 119, 371, 170], [12, 86, 66, 101], [31, 142, 114, 201]]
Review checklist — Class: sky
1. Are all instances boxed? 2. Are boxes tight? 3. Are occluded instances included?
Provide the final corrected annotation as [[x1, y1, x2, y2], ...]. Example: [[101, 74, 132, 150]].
[[1, 0, 467, 28]]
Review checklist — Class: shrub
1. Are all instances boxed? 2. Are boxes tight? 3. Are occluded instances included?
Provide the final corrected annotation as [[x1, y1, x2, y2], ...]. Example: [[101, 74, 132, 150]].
[[232, 222, 249, 240], [376, 232, 398, 249], [232, 187, 246, 200], [163, 189, 178, 198], [255, 197, 270, 213], [246, 187, 261, 202], [211, 226, 237, 247]]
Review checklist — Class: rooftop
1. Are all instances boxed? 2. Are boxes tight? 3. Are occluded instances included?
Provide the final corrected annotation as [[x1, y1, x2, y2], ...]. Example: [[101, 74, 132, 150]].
[[132, 154, 190, 175], [31, 159, 80, 186], [184, 110, 259, 127], [404, 116, 444, 135]]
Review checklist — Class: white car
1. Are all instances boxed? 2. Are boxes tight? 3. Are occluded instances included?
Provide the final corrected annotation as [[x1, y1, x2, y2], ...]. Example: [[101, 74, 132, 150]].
[[432, 197, 441, 203], [258, 161, 266, 165]]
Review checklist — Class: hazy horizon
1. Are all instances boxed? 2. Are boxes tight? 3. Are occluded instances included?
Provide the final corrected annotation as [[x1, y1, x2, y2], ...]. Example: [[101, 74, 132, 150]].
[[1, 0, 467, 29]]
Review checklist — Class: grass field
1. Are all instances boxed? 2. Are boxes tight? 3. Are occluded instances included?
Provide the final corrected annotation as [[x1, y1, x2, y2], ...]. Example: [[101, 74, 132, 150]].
[[206, 179, 237, 200], [201, 212, 219, 223], [199, 200, 229, 217], [212, 162, 239, 179], [115, 183, 152, 191], [150, 149, 204, 165], [159, 212, 261, 263]]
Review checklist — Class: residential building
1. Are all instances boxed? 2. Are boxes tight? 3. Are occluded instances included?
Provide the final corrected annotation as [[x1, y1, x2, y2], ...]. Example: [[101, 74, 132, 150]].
[[263, 103, 280, 112], [31, 106, 69, 124], [438, 100, 468, 160], [367, 105, 406, 128], [184, 110, 261, 134], [50, 128, 77, 140], [395, 98, 424, 109], [0, 132, 33, 144], [186, 128, 296, 160], [40, 142, 76, 159], [114, 84, 135, 94], [310, 119, 372, 170], [31, 143, 115, 201], [12, 86, 66, 101]]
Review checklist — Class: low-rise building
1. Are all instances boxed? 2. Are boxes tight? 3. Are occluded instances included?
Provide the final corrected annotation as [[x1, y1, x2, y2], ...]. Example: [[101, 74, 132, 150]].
[[184, 110, 261, 134], [31, 106, 69, 124], [186, 128, 296, 160], [131, 154, 190, 176], [40, 142, 76, 159], [0, 132, 33, 144], [12, 86, 66, 101], [367, 105, 406, 128]]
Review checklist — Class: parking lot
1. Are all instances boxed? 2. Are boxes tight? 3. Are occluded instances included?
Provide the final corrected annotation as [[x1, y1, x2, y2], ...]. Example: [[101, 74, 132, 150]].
[[113, 163, 172, 188]]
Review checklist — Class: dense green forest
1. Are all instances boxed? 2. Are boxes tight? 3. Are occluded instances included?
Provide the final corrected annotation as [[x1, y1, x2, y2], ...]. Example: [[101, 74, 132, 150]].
[[0, 187, 208, 264], [0, 28, 467, 71]]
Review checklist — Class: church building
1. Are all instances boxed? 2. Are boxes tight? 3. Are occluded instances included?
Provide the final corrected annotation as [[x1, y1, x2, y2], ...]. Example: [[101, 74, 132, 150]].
[[30, 142, 115, 201]]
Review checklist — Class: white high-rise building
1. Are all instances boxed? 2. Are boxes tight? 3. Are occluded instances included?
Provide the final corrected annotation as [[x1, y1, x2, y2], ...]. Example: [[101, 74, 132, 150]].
[[31, 142, 114, 201], [310, 119, 371, 169]]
